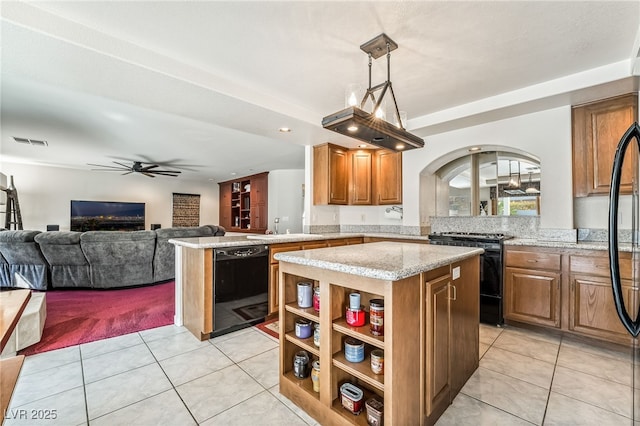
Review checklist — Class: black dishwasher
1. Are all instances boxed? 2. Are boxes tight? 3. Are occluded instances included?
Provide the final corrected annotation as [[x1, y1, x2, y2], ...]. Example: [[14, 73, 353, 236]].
[[212, 244, 269, 338]]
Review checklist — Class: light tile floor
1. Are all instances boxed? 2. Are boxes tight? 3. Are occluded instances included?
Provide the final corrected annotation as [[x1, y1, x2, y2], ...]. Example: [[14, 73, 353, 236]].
[[4, 323, 636, 425]]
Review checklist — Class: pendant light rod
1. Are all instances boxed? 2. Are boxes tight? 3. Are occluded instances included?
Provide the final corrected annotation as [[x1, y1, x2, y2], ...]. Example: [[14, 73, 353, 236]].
[[359, 37, 405, 130]]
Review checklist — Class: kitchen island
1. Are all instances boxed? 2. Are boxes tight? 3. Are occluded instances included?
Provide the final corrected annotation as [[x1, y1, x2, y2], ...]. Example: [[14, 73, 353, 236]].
[[274, 242, 483, 426]]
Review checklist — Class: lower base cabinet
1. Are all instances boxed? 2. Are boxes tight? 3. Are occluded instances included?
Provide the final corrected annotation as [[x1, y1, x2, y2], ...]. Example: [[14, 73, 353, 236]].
[[505, 246, 636, 346]]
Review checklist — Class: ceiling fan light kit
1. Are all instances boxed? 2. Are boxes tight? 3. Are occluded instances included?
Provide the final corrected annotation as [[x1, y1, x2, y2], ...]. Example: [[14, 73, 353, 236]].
[[322, 33, 424, 152], [88, 161, 181, 178]]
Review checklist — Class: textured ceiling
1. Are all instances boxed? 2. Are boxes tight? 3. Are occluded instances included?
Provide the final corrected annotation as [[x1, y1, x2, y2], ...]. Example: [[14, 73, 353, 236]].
[[1, 1, 639, 181]]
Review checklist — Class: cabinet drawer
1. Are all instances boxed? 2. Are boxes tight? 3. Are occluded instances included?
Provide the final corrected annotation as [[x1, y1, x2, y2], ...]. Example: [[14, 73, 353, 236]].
[[570, 254, 632, 280], [505, 251, 561, 271]]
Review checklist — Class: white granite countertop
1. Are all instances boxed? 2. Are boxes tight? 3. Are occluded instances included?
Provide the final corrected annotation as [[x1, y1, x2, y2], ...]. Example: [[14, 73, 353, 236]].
[[274, 242, 484, 281], [504, 238, 635, 252], [169, 232, 430, 249]]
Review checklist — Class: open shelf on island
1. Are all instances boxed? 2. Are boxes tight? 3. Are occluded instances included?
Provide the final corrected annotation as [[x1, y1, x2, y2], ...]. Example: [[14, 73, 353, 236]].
[[333, 351, 384, 391], [285, 332, 320, 357], [285, 302, 320, 322], [283, 370, 320, 402], [332, 317, 384, 349]]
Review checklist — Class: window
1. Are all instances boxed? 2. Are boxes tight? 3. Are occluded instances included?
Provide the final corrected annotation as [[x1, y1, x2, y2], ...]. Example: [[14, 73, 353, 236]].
[[436, 151, 540, 217]]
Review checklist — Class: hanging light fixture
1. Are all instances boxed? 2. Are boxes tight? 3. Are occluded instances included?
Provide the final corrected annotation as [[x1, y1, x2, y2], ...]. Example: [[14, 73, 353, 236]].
[[322, 33, 424, 151], [506, 160, 521, 189], [525, 171, 540, 194]]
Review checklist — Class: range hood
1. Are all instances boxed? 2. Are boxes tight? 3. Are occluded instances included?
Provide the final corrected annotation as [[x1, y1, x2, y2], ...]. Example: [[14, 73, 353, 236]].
[[322, 106, 424, 151], [322, 33, 424, 152]]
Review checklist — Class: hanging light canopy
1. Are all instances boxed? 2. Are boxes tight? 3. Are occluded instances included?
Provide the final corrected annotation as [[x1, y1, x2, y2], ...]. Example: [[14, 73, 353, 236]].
[[322, 33, 424, 152]]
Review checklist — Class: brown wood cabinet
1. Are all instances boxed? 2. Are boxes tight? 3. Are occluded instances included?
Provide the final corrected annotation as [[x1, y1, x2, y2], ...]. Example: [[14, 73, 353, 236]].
[[314, 143, 402, 205], [424, 257, 480, 424], [568, 253, 636, 343], [349, 150, 373, 205], [313, 143, 349, 205], [375, 149, 402, 205], [504, 245, 638, 345], [505, 248, 562, 328], [218, 172, 269, 233], [572, 93, 638, 197]]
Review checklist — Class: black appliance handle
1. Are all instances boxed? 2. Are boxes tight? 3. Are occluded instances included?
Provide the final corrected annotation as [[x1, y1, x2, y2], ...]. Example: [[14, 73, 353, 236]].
[[608, 122, 640, 337]]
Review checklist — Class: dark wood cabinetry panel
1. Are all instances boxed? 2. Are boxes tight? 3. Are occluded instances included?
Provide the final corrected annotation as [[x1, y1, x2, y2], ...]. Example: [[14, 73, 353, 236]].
[[218, 171, 269, 233]]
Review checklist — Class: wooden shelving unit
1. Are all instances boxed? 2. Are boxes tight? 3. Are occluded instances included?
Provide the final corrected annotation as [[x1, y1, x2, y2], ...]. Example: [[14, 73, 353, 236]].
[[218, 171, 268, 233], [278, 261, 422, 426]]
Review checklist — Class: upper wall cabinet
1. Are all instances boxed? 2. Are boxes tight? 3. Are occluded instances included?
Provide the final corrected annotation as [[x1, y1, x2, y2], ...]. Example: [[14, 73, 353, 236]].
[[572, 93, 638, 197], [313, 143, 349, 205], [313, 143, 402, 205]]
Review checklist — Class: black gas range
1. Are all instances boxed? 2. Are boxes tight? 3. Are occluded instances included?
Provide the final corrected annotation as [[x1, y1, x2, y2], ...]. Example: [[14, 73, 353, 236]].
[[429, 232, 513, 325]]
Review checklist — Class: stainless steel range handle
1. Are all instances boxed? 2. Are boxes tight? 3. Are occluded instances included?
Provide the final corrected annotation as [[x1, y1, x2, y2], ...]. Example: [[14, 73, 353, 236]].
[[608, 122, 640, 337]]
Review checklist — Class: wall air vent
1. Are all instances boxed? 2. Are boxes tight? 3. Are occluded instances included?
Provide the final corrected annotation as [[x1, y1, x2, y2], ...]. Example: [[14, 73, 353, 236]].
[[13, 137, 48, 146]]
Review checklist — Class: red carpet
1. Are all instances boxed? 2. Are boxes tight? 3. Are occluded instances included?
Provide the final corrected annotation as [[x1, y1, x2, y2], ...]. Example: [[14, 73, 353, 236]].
[[255, 317, 279, 339], [20, 281, 175, 356]]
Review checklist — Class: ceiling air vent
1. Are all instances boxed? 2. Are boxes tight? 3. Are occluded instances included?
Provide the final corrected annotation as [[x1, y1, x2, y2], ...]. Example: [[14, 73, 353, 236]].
[[13, 137, 48, 146]]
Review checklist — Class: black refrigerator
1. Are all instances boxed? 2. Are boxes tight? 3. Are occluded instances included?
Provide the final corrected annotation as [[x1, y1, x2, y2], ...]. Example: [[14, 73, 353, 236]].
[[608, 121, 640, 421]]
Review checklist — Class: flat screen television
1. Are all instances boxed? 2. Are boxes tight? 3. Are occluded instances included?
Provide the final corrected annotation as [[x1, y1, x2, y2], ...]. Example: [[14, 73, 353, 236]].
[[70, 200, 145, 232]]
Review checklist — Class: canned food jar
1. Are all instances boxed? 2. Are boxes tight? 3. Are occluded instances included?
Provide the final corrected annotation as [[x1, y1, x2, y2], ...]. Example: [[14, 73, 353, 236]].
[[346, 306, 366, 327], [313, 323, 320, 347], [340, 382, 364, 415], [295, 318, 312, 339], [370, 349, 384, 375], [369, 298, 384, 336], [313, 287, 320, 312], [297, 282, 313, 308], [293, 351, 310, 379], [344, 338, 365, 363], [311, 360, 320, 393], [365, 395, 384, 426]]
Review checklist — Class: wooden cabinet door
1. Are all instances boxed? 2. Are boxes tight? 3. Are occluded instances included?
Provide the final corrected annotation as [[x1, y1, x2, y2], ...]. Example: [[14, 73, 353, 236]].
[[504, 267, 561, 328], [251, 173, 268, 206], [569, 274, 636, 342], [329, 146, 349, 204], [425, 273, 450, 416], [268, 263, 279, 315], [450, 257, 480, 395], [250, 203, 267, 233], [313, 143, 348, 205], [375, 149, 402, 204], [349, 150, 372, 205], [218, 182, 232, 230], [573, 93, 638, 197]]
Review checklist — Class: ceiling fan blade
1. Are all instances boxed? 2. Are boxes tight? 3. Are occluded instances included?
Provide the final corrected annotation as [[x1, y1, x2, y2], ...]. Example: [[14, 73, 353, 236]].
[[152, 171, 181, 176], [141, 172, 156, 178], [113, 161, 132, 169], [140, 164, 159, 171], [88, 163, 128, 170], [153, 169, 181, 174], [121, 171, 134, 175]]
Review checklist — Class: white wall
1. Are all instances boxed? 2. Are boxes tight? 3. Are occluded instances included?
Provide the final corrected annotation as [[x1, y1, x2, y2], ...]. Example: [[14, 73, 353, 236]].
[[267, 169, 304, 234], [403, 106, 573, 230], [1, 162, 219, 231]]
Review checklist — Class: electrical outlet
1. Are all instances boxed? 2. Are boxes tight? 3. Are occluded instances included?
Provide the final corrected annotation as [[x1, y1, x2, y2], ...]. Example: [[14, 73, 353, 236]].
[[452, 266, 461, 280], [333, 213, 337, 222], [282, 216, 289, 221], [361, 214, 366, 222]]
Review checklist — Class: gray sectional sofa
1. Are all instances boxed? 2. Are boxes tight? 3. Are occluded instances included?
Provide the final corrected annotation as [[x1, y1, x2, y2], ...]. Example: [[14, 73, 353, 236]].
[[0, 225, 224, 290]]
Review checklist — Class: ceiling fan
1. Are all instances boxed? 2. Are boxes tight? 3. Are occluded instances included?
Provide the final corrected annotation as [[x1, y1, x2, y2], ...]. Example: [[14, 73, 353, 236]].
[[88, 161, 182, 178]]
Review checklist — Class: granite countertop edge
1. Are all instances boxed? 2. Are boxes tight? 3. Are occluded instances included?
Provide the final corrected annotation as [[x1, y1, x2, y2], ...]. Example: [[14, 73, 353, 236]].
[[275, 246, 484, 281], [168, 232, 429, 249], [503, 238, 629, 251]]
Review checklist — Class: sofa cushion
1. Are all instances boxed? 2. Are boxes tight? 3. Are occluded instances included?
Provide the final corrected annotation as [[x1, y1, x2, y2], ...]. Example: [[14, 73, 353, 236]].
[[35, 231, 91, 288], [153, 226, 215, 282], [0, 230, 48, 290], [81, 230, 156, 288]]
